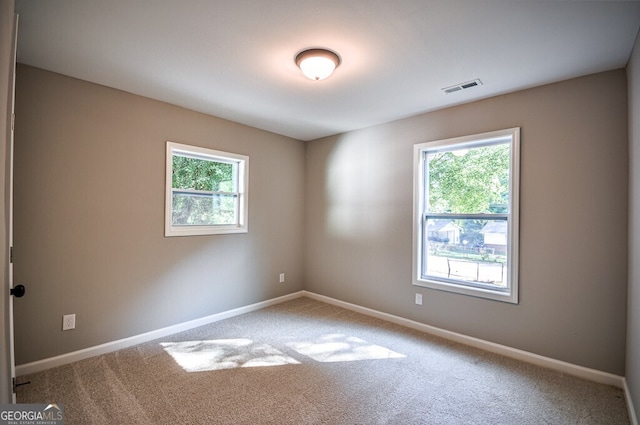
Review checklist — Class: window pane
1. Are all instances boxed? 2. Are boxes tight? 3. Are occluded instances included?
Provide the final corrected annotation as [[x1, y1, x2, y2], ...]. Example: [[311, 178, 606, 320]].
[[427, 143, 510, 214], [166, 142, 248, 237], [423, 218, 508, 289], [172, 192, 237, 226], [172, 155, 235, 192], [413, 128, 519, 303]]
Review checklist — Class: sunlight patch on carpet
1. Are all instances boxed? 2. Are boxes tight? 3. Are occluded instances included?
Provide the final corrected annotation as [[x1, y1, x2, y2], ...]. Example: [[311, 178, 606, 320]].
[[287, 334, 406, 363], [161, 339, 300, 372]]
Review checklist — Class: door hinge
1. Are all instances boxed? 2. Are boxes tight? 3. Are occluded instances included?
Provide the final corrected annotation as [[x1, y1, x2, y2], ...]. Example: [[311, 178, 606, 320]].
[[10, 246, 13, 264], [12, 377, 31, 393], [11, 113, 15, 132]]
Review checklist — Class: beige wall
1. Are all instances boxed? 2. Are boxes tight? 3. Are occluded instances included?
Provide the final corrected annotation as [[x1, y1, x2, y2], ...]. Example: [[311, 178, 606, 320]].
[[627, 29, 640, 421], [11, 57, 633, 382], [13, 65, 306, 364], [305, 70, 629, 375], [0, 0, 15, 402]]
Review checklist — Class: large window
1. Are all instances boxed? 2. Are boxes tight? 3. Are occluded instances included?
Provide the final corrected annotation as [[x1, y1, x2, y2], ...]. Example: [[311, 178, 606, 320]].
[[165, 142, 248, 237], [413, 128, 520, 303]]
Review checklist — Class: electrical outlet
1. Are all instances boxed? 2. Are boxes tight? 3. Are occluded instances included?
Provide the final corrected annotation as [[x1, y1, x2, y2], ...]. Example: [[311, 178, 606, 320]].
[[62, 314, 76, 331], [279, 273, 285, 283], [415, 293, 423, 305]]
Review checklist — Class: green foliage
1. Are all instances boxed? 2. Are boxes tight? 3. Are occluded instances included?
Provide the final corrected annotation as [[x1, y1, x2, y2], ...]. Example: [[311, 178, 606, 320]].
[[172, 155, 234, 192], [172, 193, 236, 226], [459, 219, 485, 247], [427, 143, 510, 214], [171, 155, 237, 226]]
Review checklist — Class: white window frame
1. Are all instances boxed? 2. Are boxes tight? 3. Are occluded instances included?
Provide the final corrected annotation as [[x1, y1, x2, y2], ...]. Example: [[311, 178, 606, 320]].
[[412, 128, 520, 303], [165, 141, 248, 237]]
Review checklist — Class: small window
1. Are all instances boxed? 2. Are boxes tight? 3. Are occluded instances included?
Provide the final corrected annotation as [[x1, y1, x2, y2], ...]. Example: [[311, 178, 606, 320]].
[[413, 128, 520, 303], [165, 142, 248, 237]]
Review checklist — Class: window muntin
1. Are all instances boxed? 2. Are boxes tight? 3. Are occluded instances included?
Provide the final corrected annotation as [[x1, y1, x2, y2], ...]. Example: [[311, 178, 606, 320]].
[[165, 142, 248, 236], [413, 128, 519, 303]]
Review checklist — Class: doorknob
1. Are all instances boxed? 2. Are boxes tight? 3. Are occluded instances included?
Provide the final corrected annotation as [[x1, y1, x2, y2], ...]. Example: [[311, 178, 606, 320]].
[[10, 284, 25, 298]]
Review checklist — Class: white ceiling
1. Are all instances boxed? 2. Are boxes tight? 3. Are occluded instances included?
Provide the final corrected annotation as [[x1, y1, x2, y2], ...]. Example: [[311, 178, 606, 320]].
[[14, 0, 640, 141]]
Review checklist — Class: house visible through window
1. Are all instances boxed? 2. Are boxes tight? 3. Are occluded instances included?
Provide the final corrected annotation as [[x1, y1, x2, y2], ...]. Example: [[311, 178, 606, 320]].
[[413, 128, 520, 303], [165, 142, 248, 237]]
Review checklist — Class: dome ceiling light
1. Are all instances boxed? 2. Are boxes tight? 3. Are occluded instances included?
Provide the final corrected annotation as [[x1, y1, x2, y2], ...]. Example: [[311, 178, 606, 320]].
[[295, 48, 341, 81]]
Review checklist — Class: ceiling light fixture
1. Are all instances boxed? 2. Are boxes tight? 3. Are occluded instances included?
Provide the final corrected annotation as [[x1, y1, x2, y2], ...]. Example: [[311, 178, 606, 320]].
[[295, 48, 341, 81]]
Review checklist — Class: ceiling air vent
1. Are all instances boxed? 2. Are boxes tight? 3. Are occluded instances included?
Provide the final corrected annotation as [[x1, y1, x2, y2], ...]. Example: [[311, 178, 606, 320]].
[[442, 79, 483, 94]]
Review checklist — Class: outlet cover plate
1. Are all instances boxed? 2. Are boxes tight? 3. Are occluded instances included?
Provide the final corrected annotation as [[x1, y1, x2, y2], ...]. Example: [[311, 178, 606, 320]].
[[62, 314, 76, 331]]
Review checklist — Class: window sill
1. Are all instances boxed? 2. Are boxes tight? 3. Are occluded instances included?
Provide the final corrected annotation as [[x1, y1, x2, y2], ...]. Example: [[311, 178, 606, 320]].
[[165, 225, 248, 237], [413, 278, 518, 304]]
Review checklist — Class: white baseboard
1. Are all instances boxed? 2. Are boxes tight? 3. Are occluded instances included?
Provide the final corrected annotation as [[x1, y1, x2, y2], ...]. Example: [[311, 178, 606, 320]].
[[17, 289, 631, 415], [302, 291, 625, 389], [16, 291, 305, 376], [624, 378, 639, 425]]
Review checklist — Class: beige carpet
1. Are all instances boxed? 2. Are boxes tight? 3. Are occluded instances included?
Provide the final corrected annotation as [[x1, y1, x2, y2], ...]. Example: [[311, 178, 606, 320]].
[[17, 297, 630, 424]]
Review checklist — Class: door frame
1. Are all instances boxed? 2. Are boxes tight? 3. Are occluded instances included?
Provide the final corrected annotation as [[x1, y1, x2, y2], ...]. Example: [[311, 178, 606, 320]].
[[7, 12, 18, 403]]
